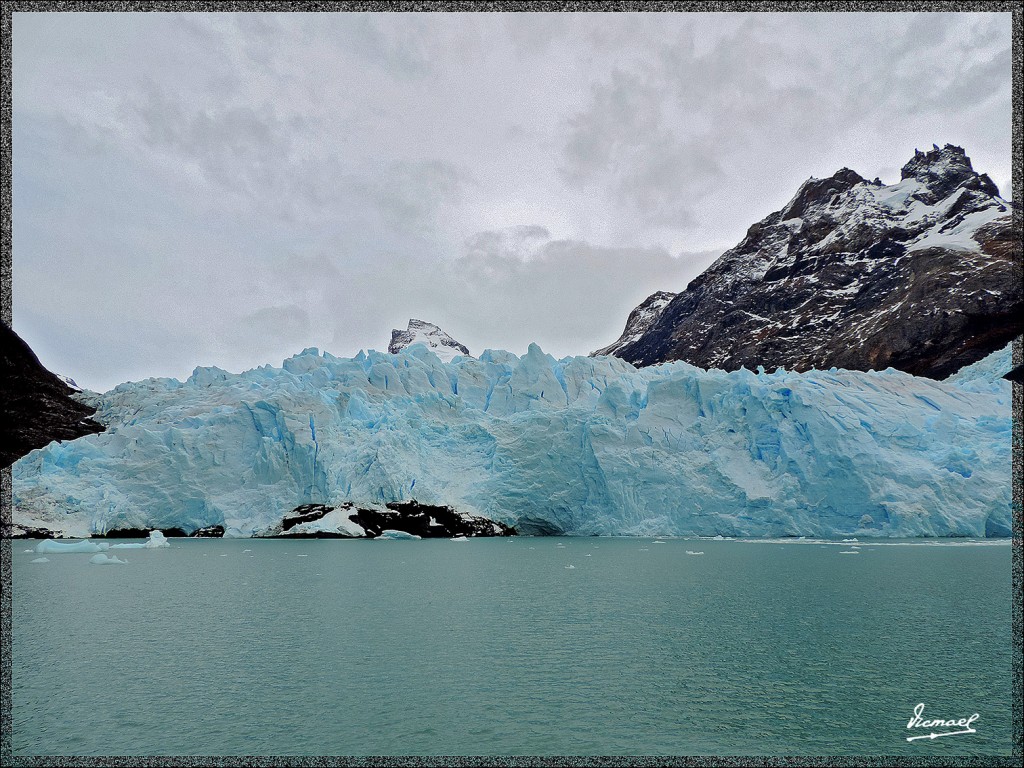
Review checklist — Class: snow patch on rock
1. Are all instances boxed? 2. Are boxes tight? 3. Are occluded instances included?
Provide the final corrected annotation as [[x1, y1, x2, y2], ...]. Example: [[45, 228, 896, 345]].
[[389, 319, 470, 363]]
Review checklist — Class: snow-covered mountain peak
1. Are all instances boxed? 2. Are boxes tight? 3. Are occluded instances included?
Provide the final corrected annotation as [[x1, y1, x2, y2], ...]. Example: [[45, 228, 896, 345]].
[[596, 145, 1019, 377], [899, 143, 999, 202], [388, 319, 470, 362], [781, 167, 866, 221]]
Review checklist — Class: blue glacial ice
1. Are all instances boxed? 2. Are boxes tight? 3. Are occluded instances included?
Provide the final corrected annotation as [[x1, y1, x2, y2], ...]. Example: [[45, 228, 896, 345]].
[[12, 341, 1014, 538]]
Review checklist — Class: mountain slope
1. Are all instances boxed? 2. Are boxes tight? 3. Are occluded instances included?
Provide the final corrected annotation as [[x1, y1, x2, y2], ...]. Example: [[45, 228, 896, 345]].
[[0, 323, 104, 469], [592, 291, 677, 357], [600, 145, 1021, 378], [389, 319, 470, 362]]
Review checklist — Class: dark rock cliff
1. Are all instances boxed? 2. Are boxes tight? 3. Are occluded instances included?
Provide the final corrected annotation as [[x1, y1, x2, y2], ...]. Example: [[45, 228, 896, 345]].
[[1, 323, 104, 468]]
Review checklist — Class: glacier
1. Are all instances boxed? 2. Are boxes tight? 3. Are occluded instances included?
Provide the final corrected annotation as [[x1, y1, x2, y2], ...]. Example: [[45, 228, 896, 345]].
[[12, 341, 1014, 538]]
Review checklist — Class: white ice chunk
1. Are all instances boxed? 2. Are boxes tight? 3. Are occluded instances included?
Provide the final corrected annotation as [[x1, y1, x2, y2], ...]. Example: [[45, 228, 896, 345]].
[[376, 529, 422, 540], [89, 554, 127, 564], [144, 530, 170, 548]]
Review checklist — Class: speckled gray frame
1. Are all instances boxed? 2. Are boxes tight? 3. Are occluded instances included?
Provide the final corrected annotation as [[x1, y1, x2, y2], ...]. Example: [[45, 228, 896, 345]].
[[0, 2, 1020, 765]]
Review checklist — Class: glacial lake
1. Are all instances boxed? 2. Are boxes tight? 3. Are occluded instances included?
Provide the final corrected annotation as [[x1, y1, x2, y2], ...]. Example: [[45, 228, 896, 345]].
[[11, 536, 1013, 757]]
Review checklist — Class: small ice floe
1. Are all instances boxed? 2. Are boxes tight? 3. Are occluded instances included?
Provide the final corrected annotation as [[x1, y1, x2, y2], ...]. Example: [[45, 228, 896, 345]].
[[450, 535, 468, 542], [89, 554, 126, 565], [565, 564, 575, 569], [842, 538, 859, 543], [243, 549, 252, 553], [585, 553, 592, 557], [296, 554, 308, 557], [24, 549, 34, 553], [685, 550, 705, 556], [31, 557, 50, 563], [839, 550, 860, 555], [638, 548, 649, 551], [654, 540, 666, 544]]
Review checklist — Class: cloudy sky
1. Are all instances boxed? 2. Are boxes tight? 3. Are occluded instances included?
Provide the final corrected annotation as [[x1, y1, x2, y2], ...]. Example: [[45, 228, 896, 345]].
[[11, 11, 1012, 391]]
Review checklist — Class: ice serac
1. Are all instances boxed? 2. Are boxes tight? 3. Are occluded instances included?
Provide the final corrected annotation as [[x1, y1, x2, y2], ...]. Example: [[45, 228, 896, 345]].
[[12, 343, 1012, 539], [599, 145, 1021, 378], [389, 319, 470, 363]]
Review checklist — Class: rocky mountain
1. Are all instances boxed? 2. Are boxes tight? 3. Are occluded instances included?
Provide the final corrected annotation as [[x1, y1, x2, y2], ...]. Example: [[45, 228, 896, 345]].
[[389, 319, 470, 362], [592, 291, 677, 357], [0, 323, 104, 469], [598, 145, 1021, 378]]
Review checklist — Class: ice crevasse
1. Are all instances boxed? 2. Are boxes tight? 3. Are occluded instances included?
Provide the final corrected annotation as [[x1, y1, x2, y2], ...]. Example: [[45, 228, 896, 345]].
[[12, 342, 1014, 538]]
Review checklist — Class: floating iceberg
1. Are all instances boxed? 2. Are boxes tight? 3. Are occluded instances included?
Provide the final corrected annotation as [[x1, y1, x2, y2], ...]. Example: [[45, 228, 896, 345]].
[[376, 529, 422, 540], [89, 554, 126, 565], [12, 341, 1014, 538], [107, 530, 170, 549], [144, 530, 170, 548], [35, 540, 107, 554]]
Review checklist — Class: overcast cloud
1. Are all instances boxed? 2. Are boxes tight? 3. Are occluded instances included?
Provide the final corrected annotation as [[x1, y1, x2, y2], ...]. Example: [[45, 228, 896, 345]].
[[11, 11, 1012, 391]]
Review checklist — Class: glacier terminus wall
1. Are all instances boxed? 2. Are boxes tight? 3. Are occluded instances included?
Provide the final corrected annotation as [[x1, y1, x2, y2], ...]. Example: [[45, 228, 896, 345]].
[[12, 342, 1013, 539]]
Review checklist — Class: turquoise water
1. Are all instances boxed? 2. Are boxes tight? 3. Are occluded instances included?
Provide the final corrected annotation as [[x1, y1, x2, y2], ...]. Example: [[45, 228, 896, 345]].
[[11, 537, 1013, 756]]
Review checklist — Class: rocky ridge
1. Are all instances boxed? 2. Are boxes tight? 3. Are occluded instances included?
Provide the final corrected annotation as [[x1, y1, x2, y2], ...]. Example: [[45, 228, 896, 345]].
[[599, 145, 1021, 378]]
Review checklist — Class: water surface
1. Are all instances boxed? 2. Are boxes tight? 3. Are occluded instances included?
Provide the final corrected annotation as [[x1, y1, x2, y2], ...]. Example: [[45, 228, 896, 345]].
[[11, 536, 1012, 756]]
